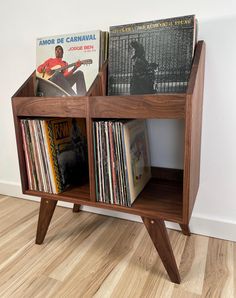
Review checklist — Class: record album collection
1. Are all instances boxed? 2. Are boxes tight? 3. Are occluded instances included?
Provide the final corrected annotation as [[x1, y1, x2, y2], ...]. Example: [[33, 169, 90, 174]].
[[21, 118, 88, 194], [21, 14, 198, 203], [93, 119, 151, 206]]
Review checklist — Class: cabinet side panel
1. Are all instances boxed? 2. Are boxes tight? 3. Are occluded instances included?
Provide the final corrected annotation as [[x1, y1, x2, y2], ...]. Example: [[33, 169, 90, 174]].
[[12, 72, 36, 97], [12, 104, 28, 192], [183, 42, 205, 223]]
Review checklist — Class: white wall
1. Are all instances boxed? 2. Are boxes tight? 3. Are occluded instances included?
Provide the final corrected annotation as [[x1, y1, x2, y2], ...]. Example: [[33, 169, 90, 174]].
[[1, 0, 236, 241]]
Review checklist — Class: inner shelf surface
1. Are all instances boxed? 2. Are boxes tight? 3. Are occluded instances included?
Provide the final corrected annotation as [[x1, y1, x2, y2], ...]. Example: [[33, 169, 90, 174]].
[[25, 177, 183, 222]]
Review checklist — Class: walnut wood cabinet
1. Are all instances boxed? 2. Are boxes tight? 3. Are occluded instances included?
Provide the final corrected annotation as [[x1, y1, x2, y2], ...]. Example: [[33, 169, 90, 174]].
[[12, 41, 205, 284]]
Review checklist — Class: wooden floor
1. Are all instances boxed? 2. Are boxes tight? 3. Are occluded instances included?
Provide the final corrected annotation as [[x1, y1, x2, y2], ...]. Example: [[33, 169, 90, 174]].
[[0, 194, 235, 297]]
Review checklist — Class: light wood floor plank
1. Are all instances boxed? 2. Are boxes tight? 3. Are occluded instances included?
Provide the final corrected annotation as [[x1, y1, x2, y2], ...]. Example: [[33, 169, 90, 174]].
[[0, 197, 36, 223], [93, 226, 147, 298], [202, 237, 234, 298], [176, 234, 209, 295], [234, 244, 236, 298], [111, 231, 160, 297], [0, 206, 72, 295], [0, 194, 8, 200], [0, 195, 235, 297], [171, 288, 201, 298], [47, 213, 113, 281], [54, 219, 141, 297], [0, 211, 38, 266], [20, 275, 60, 298], [223, 240, 234, 298], [136, 230, 187, 298]]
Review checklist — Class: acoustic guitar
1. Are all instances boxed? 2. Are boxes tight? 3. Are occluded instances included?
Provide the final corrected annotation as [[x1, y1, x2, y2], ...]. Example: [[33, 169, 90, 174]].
[[37, 59, 93, 80]]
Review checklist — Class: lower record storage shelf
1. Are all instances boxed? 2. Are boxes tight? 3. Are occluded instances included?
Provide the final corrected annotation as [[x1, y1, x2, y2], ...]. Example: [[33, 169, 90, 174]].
[[25, 175, 183, 222]]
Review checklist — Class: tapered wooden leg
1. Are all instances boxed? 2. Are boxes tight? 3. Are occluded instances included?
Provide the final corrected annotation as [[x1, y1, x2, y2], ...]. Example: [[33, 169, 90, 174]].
[[73, 204, 81, 213], [179, 224, 191, 236], [36, 198, 57, 245], [142, 217, 181, 284]]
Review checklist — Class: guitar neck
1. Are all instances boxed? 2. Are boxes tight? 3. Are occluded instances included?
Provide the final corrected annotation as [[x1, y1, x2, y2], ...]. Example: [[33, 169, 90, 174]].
[[56, 59, 92, 72], [59, 62, 76, 72]]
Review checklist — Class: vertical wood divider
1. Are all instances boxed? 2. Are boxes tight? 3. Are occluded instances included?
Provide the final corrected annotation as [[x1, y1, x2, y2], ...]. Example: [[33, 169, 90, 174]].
[[87, 97, 96, 201]]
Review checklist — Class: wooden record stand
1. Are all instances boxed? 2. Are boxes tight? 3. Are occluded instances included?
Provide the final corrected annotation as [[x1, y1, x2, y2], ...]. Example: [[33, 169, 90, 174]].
[[12, 41, 205, 284]]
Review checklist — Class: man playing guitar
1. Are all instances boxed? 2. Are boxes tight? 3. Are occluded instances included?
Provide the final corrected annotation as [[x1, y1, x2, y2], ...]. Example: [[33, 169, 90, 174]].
[[37, 45, 89, 96]]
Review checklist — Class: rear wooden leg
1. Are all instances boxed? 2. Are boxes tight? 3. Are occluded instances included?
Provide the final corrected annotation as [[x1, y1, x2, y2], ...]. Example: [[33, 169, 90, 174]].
[[142, 217, 181, 284], [179, 224, 191, 236], [73, 204, 81, 213], [36, 198, 57, 244]]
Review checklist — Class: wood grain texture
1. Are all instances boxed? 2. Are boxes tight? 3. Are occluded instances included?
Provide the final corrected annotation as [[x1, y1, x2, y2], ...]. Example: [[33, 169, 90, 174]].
[[137, 230, 187, 297], [55, 222, 143, 296], [109, 229, 161, 297], [90, 94, 186, 119], [0, 196, 235, 297], [142, 217, 181, 284], [12, 104, 28, 193], [25, 176, 183, 222], [12, 71, 36, 97], [93, 226, 147, 298], [202, 237, 234, 297], [183, 41, 206, 223], [11, 41, 205, 226], [46, 214, 114, 282], [12, 97, 88, 118], [11, 42, 206, 287], [87, 61, 108, 97], [151, 167, 183, 181], [36, 198, 57, 244], [234, 244, 236, 297], [178, 234, 209, 295]]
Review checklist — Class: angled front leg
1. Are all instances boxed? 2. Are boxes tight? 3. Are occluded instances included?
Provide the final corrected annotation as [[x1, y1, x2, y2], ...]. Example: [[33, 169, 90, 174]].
[[36, 198, 57, 244], [142, 217, 181, 284]]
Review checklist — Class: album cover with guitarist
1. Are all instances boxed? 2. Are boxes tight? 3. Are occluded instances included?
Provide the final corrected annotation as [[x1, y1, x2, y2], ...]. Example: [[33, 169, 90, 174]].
[[36, 30, 101, 97]]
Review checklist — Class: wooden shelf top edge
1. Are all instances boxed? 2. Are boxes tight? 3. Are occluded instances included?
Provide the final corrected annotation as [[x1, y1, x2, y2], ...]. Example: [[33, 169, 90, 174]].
[[24, 190, 183, 222], [12, 96, 88, 118], [25, 185, 91, 201], [90, 93, 186, 100], [12, 93, 187, 101], [12, 96, 88, 102], [90, 94, 186, 119], [12, 94, 187, 119]]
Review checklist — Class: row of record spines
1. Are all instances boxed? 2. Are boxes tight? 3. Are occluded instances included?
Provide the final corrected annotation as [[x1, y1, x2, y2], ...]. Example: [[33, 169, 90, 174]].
[[21, 119, 61, 194], [93, 121, 131, 207]]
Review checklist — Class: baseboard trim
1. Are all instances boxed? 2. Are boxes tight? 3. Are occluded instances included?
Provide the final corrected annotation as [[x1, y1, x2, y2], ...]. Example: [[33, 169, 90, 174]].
[[1, 181, 235, 242]]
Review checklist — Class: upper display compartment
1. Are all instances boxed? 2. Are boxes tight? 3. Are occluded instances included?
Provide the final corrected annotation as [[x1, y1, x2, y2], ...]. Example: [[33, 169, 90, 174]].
[[12, 41, 205, 121]]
